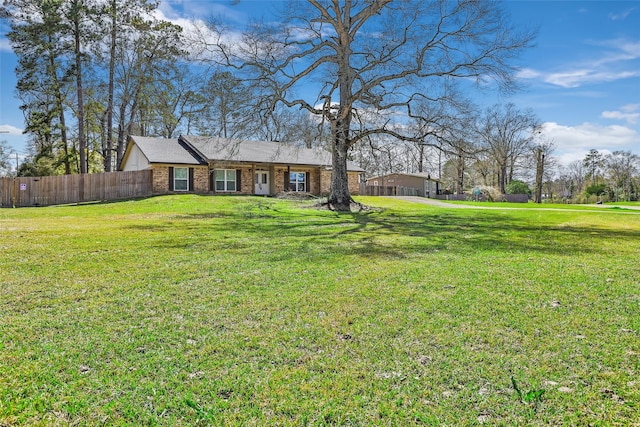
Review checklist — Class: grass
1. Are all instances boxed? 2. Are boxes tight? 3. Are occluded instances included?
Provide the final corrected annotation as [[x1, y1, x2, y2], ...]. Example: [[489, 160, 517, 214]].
[[434, 198, 640, 211], [1, 195, 639, 426]]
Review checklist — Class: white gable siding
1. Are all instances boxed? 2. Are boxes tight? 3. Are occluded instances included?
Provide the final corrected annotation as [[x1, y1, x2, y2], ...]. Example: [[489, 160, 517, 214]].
[[122, 144, 150, 171]]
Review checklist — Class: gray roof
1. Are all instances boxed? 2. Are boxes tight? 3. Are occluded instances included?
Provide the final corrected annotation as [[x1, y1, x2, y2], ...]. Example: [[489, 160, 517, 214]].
[[127, 135, 364, 172], [181, 135, 364, 172], [129, 136, 205, 165], [368, 172, 440, 181]]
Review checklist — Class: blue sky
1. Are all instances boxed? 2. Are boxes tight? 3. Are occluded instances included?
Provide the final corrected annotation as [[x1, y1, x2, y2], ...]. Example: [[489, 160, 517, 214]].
[[1, 0, 639, 169]]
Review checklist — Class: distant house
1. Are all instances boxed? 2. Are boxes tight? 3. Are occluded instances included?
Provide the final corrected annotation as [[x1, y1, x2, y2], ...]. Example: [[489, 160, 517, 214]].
[[366, 172, 441, 197], [120, 135, 364, 196]]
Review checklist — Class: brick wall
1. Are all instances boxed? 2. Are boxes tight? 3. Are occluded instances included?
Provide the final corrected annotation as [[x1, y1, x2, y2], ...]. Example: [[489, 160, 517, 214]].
[[348, 172, 361, 195], [320, 169, 332, 195], [152, 165, 209, 194], [317, 169, 361, 196], [239, 166, 253, 194], [310, 169, 321, 195], [193, 167, 209, 193], [152, 166, 169, 194], [274, 167, 286, 193], [152, 163, 361, 196]]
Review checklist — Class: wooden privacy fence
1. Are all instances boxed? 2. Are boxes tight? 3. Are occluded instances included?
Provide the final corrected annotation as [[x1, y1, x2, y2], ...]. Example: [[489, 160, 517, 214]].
[[0, 170, 153, 208], [435, 193, 529, 203], [363, 185, 419, 197]]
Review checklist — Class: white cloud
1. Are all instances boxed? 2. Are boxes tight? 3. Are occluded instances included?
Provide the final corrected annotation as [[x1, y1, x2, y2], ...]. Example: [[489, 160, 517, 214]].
[[545, 70, 639, 88], [609, 8, 637, 21], [160, 0, 249, 23], [519, 37, 640, 88], [602, 104, 640, 125], [515, 68, 541, 79], [151, 3, 248, 62], [592, 39, 640, 66], [542, 121, 640, 165], [0, 124, 23, 135], [0, 37, 12, 53]]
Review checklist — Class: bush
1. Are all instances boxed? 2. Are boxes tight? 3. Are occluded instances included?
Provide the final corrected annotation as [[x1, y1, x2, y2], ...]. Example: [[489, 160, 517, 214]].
[[476, 185, 502, 202], [506, 180, 531, 196], [585, 183, 606, 196]]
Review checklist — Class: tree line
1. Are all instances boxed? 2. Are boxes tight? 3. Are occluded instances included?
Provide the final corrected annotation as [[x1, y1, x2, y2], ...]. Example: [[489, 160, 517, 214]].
[[3, 1, 637, 206], [2, 0, 319, 177]]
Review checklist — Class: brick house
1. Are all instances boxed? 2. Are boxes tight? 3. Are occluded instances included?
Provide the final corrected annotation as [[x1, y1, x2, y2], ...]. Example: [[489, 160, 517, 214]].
[[120, 135, 363, 196]]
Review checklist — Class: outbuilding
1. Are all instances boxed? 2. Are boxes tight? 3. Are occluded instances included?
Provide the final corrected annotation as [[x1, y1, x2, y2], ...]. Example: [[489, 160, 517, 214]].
[[366, 172, 441, 197]]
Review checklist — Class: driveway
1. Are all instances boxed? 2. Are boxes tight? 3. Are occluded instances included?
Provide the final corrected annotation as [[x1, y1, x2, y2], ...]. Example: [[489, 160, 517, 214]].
[[391, 196, 640, 212]]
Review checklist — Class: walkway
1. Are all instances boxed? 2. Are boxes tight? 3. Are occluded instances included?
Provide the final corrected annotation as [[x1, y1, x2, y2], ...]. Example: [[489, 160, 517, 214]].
[[392, 196, 640, 213]]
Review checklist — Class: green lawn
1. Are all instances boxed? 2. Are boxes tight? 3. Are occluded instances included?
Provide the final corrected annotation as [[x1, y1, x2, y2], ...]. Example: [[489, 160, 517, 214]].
[[434, 198, 640, 211], [1, 195, 639, 426]]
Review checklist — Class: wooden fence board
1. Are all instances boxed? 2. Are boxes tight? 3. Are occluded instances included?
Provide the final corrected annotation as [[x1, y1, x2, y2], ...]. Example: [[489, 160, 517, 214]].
[[0, 170, 153, 208]]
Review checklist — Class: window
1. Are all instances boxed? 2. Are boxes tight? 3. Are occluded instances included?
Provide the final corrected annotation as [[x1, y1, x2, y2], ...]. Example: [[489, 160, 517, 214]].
[[290, 172, 306, 192], [174, 167, 189, 191], [216, 169, 236, 191], [256, 172, 267, 184]]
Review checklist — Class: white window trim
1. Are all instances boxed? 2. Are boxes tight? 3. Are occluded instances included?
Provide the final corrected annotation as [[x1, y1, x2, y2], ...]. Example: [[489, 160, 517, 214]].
[[215, 169, 237, 192], [290, 171, 307, 192], [174, 167, 189, 192]]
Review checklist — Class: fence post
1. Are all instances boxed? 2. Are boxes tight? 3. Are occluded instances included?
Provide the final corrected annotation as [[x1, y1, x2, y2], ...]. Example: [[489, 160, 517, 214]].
[[12, 177, 17, 208]]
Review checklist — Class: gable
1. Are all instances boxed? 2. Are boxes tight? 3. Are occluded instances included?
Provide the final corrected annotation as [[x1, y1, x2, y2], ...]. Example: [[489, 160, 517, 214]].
[[124, 136, 206, 166], [121, 142, 150, 171]]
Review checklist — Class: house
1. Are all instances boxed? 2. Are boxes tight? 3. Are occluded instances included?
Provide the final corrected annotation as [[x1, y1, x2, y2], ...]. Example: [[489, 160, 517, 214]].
[[119, 135, 364, 196], [366, 172, 441, 197]]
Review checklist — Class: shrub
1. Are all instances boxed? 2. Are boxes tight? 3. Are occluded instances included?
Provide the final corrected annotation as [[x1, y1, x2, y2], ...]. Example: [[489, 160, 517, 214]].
[[585, 183, 606, 196], [476, 185, 502, 202], [506, 180, 531, 196]]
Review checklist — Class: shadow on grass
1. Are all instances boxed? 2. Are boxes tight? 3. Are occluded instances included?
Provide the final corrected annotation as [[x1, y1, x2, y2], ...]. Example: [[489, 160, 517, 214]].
[[122, 200, 640, 262]]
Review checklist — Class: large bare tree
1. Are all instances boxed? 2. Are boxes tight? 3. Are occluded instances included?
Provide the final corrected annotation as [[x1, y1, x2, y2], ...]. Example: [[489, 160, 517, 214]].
[[204, 0, 534, 209], [475, 103, 539, 194], [214, 1, 535, 209]]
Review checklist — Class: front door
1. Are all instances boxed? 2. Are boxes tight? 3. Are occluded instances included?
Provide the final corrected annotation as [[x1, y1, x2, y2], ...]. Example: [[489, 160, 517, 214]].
[[255, 171, 269, 195]]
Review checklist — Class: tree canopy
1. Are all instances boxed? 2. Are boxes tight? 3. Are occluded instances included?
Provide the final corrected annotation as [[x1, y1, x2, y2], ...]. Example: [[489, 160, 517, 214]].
[[204, 0, 535, 210]]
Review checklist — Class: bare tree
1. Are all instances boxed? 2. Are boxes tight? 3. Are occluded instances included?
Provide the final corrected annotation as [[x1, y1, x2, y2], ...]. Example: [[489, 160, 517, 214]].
[[112, 18, 185, 165], [204, 0, 534, 210], [0, 140, 12, 176], [566, 159, 586, 196], [96, 0, 159, 171], [533, 139, 555, 203], [604, 150, 639, 201], [475, 103, 539, 193]]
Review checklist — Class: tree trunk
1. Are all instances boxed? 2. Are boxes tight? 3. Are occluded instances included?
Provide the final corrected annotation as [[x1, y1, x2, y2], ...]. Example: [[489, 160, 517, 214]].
[[418, 144, 425, 173], [72, 2, 87, 174], [456, 154, 464, 194], [116, 98, 129, 166], [48, 44, 71, 175], [499, 164, 507, 194], [328, 119, 353, 211], [104, 0, 116, 172], [534, 148, 544, 203]]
